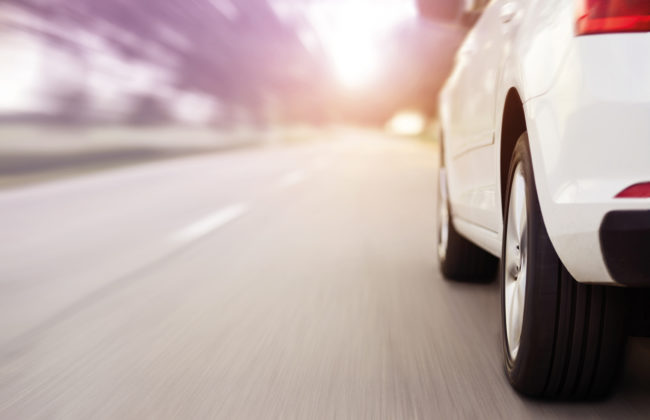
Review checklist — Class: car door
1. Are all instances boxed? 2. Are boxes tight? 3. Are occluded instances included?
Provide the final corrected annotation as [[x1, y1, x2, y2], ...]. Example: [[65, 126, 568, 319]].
[[446, 0, 519, 232]]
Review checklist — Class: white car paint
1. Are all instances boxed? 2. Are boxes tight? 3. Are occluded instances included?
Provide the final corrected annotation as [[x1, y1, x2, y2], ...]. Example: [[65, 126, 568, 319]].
[[439, 0, 650, 284]]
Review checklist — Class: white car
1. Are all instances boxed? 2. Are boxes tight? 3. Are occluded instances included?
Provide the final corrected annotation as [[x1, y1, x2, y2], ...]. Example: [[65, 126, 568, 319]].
[[425, 0, 650, 398]]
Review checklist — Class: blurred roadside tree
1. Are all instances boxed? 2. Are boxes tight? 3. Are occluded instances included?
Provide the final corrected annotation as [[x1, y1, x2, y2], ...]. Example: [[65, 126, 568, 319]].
[[3, 0, 463, 126]]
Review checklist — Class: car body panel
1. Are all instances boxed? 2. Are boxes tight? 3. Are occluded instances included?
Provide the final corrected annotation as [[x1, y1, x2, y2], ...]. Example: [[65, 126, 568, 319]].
[[439, 0, 650, 284], [524, 33, 650, 284]]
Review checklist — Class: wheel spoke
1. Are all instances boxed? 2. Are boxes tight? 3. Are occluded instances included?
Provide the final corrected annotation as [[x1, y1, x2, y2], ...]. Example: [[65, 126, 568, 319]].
[[504, 163, 527, 361], [437, 168, 449, 261], [517, 272, 526, 304], [508, 282, 518, 322], [506, 193, 519, 245], [507, 282, 519, 353], [518, 195, 527, 245], [512, 282, 523, 335], [513, 173, 526, 241]]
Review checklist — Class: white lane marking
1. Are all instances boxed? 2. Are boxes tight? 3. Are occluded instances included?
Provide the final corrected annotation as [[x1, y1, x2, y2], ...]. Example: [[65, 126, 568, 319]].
[[172, 203, 248, 242], [276, 170, 305, 189]]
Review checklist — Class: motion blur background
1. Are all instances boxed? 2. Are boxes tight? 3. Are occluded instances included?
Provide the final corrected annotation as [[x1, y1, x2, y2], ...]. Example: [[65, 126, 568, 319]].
[[1, 0, 462, 168]]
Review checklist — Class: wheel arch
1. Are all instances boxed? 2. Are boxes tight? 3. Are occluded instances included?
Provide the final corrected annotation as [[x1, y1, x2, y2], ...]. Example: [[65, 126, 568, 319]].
[[499, 88, 527, 215]]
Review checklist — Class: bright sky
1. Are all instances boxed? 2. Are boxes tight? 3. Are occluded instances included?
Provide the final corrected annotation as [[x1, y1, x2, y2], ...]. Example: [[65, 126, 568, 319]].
[[273, 0, 418, 88]]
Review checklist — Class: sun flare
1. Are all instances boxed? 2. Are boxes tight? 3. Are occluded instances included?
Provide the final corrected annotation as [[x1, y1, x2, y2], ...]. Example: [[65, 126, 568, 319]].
[[304, 0, 416, 88]]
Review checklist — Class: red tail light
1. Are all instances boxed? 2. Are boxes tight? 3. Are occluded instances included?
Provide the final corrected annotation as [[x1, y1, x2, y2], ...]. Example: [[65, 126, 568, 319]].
[[615, 182, 650, 198], [576, 0, 650, 35]]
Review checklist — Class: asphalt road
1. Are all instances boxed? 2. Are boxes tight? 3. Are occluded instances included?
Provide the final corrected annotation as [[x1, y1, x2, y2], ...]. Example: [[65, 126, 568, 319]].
[[1, 132, 649, 419]]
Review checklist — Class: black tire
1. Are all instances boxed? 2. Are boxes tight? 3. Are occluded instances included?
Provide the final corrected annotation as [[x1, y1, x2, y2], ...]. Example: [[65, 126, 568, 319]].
[[502, 133, 627, 399], [436, 137, 497, 281]]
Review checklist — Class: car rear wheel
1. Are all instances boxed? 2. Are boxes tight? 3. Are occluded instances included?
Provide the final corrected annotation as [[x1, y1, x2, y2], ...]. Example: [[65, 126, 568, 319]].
[[502, 133, 627, 399], [436, 139, 497, 281]]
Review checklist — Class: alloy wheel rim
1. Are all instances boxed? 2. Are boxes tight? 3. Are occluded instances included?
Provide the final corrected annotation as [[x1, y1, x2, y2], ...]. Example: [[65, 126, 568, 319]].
[[438, 168, 449, 261], [505, 164, 528, 361]]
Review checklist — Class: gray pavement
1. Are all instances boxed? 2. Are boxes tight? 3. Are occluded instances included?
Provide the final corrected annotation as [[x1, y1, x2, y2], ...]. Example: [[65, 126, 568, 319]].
[[0, 133, 649, 419]]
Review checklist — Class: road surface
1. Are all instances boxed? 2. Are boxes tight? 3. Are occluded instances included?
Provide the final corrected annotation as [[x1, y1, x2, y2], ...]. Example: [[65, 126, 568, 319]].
[[1, 132, 649, 419]]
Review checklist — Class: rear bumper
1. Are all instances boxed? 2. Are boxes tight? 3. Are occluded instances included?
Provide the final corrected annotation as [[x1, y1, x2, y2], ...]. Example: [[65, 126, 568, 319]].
[[524, 34, 650, 285], [600, 211, 650, 286]]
